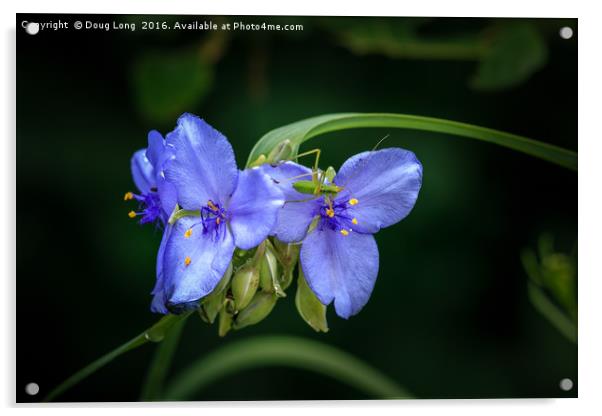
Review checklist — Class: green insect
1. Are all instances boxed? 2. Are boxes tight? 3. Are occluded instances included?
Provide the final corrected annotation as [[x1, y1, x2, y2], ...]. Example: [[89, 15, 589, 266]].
[[253, 135, 390, 202], [290, 148, 342, 197]]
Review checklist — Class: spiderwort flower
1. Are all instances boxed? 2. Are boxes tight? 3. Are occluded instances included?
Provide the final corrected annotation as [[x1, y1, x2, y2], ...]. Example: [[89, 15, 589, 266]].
[[159, 113, 285, 314], [127, 130, 178, 314], [127, 130, 177, 225], [261, 148, 423, 319]]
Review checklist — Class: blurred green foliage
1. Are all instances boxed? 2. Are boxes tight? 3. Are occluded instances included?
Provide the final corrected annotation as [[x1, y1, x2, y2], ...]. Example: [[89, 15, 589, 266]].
[[522, 234, 577, 343], [129, 18, 557, 122], [131, 48, 213, 123], [472, 23, 547, 91]]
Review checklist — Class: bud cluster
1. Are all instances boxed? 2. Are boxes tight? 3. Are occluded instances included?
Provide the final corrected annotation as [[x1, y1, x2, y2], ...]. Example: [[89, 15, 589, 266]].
[[199, 238, 328, 336]]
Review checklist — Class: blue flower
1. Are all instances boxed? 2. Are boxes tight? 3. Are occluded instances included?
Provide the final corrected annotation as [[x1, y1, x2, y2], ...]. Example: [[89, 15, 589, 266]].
[[128, 130, 177, 225], [128, 130, 179, 314], [260, 148, 423, 318], [156, 113, 285, 314]]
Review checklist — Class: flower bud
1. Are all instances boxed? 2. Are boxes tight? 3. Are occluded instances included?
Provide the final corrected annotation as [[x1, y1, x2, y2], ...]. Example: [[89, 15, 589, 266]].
[[231, 265, 260, 311], [233, 292, 278, 330], [199, 294, 223, 324], [267, 140, 294, 163], [199, 263, 233, 324], [218, 305, 233, 337], [295, 269, 328, 332], [272, 240, 300, 291], [259, 247, 286, 297]]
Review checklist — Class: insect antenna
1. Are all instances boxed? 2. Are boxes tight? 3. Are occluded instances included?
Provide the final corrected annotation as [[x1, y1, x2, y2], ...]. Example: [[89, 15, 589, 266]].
[[336, 134, 390, 189]]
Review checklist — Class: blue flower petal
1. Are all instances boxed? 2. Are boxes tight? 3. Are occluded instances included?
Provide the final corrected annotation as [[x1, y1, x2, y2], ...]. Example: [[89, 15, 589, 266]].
[[146, 130, 165, 169], [334, 148, 422, 233], [257, 161, 313, 200], [162, 216, 235, 310], [156, 180, 176, 221], [257, 161, 320, 243], [165, 113, 238, 209], [131, 149, 154, 194], [275, 199, 321, 243], [143, 130, 178, 220], [228, 168, 285, 250], [300, 228, 379, 319], [150, 225, 171, 314]]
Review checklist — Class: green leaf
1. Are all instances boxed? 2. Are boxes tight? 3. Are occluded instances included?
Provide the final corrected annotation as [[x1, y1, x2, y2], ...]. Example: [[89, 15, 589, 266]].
[[295, 268, 329, 332], [472, 23, 547, 91], [131, 48, 213, 123], [246, 113, 576, 171], [163, 336, 412, 400]]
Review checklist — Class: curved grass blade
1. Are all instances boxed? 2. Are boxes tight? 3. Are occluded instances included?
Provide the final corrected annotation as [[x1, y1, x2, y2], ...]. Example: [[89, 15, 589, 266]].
[[246, 113, 576, 171], [43, 313, 190, 402], [163, 335, 412, 400], [140, 316, 188, 401]]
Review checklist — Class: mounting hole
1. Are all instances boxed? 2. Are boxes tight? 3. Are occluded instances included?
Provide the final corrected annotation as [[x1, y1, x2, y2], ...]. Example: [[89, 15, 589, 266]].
[[559, 378, 574, 391], [25, 22, 40, 35], [559, 26, 573, 40], [25, 382, 39, 396]]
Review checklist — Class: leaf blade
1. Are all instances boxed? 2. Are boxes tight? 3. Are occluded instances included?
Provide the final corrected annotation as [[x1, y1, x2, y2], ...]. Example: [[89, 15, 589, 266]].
[[246, 113, 576, 171]]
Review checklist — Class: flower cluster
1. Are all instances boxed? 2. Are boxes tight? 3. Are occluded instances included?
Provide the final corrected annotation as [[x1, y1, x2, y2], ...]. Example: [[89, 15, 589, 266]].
[[126, 113, 422, 335]]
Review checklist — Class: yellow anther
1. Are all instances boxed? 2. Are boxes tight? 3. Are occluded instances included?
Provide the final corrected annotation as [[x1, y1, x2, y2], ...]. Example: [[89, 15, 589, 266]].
[[216, 217, 221, 225], [340, 229, 349, 236], [207, 200, 217, 211], [128, 210, 137, 218], [352, 218, 358, 225], [184, 256, 192, 267], [124, 192, 134, 201], [184, 229, 193, 238], [326, 208, 335, 218], [349, 198, 359, 206]]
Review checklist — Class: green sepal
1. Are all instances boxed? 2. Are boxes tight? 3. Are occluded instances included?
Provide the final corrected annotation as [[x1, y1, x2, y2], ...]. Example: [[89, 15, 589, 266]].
[[259, 246, 286, 297], [199, 263, 233, 324], [233, 292, 278, 330], [295, 268, 329, 332], [231, 265, 260, 311], [218, 305, 233, 337]]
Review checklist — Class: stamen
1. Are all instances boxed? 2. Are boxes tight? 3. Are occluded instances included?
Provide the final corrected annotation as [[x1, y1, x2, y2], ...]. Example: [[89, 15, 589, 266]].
[[124, 191, 134, 201], [349, 198, 359, 206], [128, 210, 137, 218], [216, 217, 221, 225], [184, 229, 193, 238], [326, 208, 335, 218], [340, 229, 350, 236], [352, 218, 358, 225], [184, 256, 192, 267], [207, 200, 218, 211]]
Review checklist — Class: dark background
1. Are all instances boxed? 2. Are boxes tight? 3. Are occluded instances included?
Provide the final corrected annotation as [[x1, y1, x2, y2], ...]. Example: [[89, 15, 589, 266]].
[[17, 14, 577, 401]]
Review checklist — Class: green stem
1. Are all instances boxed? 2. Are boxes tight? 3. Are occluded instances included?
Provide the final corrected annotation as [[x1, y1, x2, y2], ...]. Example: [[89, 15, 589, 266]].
[[140, 317, 187, 401], [163, 335, 412, 400], [43, 313, 190, 402], [246, 113, 577, 171]]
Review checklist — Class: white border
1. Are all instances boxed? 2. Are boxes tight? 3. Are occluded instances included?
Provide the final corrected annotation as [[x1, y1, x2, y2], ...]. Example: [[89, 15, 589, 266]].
[[3, 1, 600, 415]]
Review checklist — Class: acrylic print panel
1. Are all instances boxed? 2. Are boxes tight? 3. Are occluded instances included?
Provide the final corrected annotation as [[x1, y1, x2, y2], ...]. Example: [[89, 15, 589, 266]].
[[16, 14, 577, 402]]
